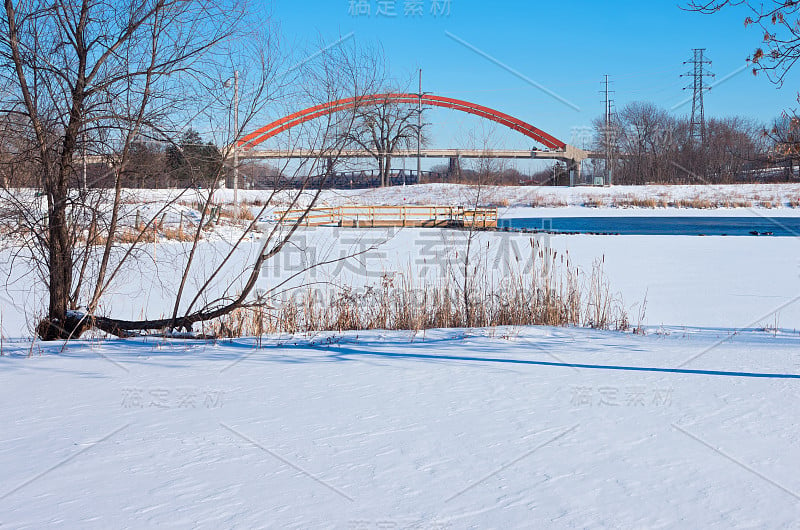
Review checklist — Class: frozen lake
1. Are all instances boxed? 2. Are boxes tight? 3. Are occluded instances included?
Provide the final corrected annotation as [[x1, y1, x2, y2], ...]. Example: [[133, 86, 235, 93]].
[[502, 216, 800, 236]]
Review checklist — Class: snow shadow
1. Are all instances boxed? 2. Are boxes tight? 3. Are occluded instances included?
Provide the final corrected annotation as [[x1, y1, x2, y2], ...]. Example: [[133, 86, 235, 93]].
[[3, 330, 800, 381]]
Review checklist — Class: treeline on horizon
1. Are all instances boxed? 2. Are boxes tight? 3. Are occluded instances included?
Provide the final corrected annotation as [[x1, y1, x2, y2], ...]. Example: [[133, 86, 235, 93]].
[[581, 101, 798, 186], [3, 102, 799, 189], [434, 102, 800, 187]]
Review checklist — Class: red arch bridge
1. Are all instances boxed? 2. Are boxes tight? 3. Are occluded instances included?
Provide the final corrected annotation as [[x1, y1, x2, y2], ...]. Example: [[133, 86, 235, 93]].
[[236, 93, 598, 183]]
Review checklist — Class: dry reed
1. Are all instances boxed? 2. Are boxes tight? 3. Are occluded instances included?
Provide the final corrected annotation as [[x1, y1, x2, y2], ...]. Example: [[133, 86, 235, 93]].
[[209, 244, 631, 337]]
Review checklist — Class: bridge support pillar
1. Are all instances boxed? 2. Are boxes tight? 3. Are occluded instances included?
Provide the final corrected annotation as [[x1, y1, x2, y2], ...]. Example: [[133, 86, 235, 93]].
[[449, 156, 461, 181], [569, 159, 582, 187]]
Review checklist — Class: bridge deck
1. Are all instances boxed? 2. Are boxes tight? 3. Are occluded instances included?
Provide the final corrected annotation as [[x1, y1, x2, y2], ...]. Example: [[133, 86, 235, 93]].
[[243, 148, 598, 161], [273, 205, 498, 229]]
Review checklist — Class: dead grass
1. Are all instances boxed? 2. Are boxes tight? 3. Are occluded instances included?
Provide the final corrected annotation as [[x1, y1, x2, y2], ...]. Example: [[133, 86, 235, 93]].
[[587, 195, 757, 209], [489, 198, 511, 208], [719, 199, 753, 208], [86, 223, 200, 246], [525, 192, 764, 210], [753, 194, 782, 209], [628, 198, 658, 208], [582, 196, 606, 208], [209, 245, 631, 337], [161, 227, 196, 242], [529, 196, 568, 208], [217, 204, 256, 221], [674, 197, 714, 209], [612, 196, 664, 208]]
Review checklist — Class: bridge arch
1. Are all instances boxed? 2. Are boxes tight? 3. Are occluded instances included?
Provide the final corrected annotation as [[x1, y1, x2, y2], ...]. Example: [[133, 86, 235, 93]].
[[238, 93, 568, 151]]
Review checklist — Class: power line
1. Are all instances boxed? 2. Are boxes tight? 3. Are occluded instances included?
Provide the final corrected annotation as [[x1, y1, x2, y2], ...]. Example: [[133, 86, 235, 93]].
[[600, 74, 615, 185], [682, 49, 714, 144]]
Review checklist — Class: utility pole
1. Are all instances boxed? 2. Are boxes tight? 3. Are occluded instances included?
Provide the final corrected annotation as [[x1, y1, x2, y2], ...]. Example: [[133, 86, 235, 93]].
[[601, 74, 615, 186], [233, 69, 239, 209], [682, 49, 714, 144], [417, 68, 422, 185], [82, 131, 88, 193]]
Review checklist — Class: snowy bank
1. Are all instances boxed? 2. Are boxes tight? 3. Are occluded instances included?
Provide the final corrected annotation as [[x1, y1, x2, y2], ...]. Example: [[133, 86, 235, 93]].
[[1, 327, 798, 527]]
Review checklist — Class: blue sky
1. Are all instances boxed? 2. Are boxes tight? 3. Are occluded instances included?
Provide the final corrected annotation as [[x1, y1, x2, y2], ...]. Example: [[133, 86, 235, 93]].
[[260, 0, 799, 151]]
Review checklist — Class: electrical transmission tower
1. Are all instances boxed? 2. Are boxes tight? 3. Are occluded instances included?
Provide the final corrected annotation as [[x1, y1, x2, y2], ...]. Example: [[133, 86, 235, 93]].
[[682, 49, 714, 143], [601, 75, 615, 185]]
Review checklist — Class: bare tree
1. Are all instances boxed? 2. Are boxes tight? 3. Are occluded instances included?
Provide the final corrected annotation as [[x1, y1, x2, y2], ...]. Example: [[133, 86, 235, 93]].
[[594, 103, 770, 185], [764, 113, 800, 178], [448, 124, 507, 327], [1, 0, 251, 338], [686, 1, 800, 84], [0, 1, 383, 339], [608, 102, 681, 184], [704, 117, 765, 182], [344, 91, 426, 187]]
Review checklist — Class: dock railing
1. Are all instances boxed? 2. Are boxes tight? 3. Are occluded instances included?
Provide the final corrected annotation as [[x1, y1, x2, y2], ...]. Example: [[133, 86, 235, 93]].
[[272, 205, 498, 228]]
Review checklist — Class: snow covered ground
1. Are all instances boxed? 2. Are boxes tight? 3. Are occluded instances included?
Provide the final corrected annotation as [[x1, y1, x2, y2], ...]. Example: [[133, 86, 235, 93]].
[[115, 182, 800, 213], [203, 182, 800, 211], [2, 228, 798, 336], [1, 327, 799, 528], [2, 184, 800, 527]]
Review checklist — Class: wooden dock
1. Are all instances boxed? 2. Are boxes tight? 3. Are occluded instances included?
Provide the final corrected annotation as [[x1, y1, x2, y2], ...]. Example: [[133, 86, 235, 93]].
[[273, 205, 498, 229]]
